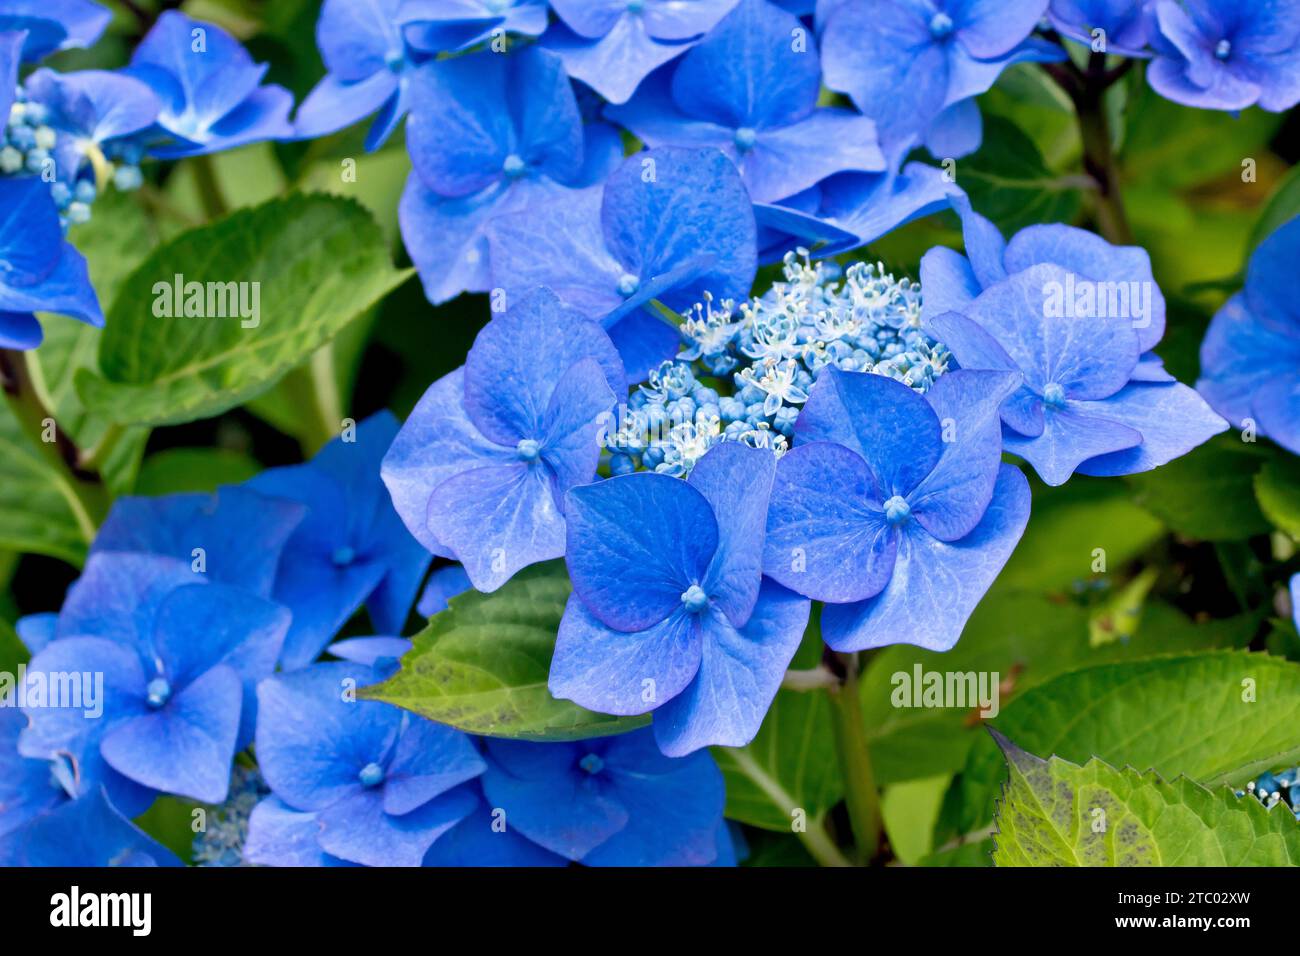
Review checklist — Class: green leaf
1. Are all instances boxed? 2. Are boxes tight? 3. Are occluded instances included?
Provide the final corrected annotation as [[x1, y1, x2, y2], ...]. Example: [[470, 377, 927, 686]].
[[1249, 162, 1300, 253], [881, 775, 950, 866], [0, 401, 96, 564], [30, 189, 157, 496], [946, 650, 1300, 841], [1122, 84, 1283, 190], [1126, 437, 1272, 541], [991, 734, 1300, 866], [997, 477, 1164, 592], [1255, 455, 1300, 539], [860, 592, 1244, 785], [77, 193, 412, 427], [134, 448, 263, 496], [364, 562, 646, 741], [712, 621, 841, 832], [958, 115, 1083, 235]]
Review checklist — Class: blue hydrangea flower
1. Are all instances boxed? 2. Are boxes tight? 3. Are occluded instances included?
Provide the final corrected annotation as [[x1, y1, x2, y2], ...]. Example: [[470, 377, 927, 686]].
[[1050, 0, 1155, 56], [471, 728, 729, 865], [764, 367, 1030, 651], [606, 0, 885, 203], [821, 0, 1059, 159], [19, 552, 290, 805], [421, 802, 568, 867], [416, 563, 472, 617], [399, 45, 621, 305], [488, 146, 758, 379], [246, 412, 431, 670], [542, 0, 740, 104], [328, 635, 413, 680], [550, 441, 812, 756], [124, 12, 294, 158], [191, 765, 269, 866], [1148, 0, 1300, 112], [0, 176, 103, 349], [1197, 216, 1300, 455], [752, 160, 960, 264], [0, 708, 78, 837], [294, 0, 549, 151], [1292, 574, 1299, 634], [90, 485, 306, 599], [246, 662, 486, 867], [921, 202, 1227, 484], [22, 68, 159, 185], [382, 288, 623, 591], [0, 0, 111, 62], [0, 789, 181, 867]]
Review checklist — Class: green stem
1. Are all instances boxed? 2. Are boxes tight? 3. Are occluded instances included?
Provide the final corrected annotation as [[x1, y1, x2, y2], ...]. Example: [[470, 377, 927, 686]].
[[0, 349, 109, 543], [1077, 92, 1134, 245], [827, 651, 882, 864], [191, 154, 230, 221]]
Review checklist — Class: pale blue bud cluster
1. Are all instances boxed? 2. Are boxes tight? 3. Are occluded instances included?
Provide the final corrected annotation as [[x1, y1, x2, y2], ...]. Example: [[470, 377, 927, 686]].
[[606, 251, 949, 477]]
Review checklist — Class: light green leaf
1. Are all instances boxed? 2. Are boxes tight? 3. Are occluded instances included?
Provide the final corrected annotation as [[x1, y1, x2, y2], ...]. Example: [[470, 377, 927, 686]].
[[859, 593, 1245, 785], [991, 734, 1300, 866], [364, 562, 646, 741], [712, 624, 841, 832], [1255, 456, 1300, 540], [0, 400, 96, 564], [1126, 437, 1272, 541], [946, 650, 1300, 841], [77, 193, 412, 427], [135, 448, 263, 496]]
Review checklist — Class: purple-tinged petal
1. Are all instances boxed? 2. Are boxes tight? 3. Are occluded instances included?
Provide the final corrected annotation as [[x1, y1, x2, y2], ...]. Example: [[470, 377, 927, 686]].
[[383, 720, 486, 815], [426, 463, 566, 592], [541, 18, 691, 105], [795, 368, 944, 497], [763, 441, 898, 602], [100, 664, 242, 803], [1252, 376, 1300, 456], [1003, 405, 1143, 486], [653, 581, 810, 756], [961, 263, 1142, 400], [422, 804, 568, 866], [540, 358, 619, 498], [1197, 294, 1300, 434], [16, 613, 57, 656], [293, 70, 400, 140], [479, 738, 629, 860], [55, 552, 198, 645], [0, 789, 180, 867], [549, 596, 703, 716], [742, 110, 885, 203], [315, 0, 403, 82], [464, 287, 623, 445], [919, 247, 982, 324], [244, 797, 354, 867], [690, 442, 776, 627], [923, 97, 982, 159], [822, 464, 1030, 652], [1075, 382, 1229, 476], [909, 369, 1022, 541], [564, 473, 720, 631], [317, 784, 478, 867], [950, 0, 1050, 59], [927, 310, 1046, 437], [948, 192, 1008, 287]]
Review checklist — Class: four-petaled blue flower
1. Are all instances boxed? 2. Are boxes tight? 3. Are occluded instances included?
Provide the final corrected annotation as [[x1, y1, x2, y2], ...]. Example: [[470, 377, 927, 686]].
[[550, 441, 812, 756], [472, 728, 729, 865], [399, 44, 622, 305], [1148, 0, 1300, 112], [245, 662, 486, 867], [124, 12, 294, 158], [19, 552, 290, 805], [383, 287, 624, 591], [542, 0, 740, 104], [488, 146, 758, 380], [0, 177, 103, 349], [246, 412, 431, 670], [23, 68, 159, 184], [821, 0, 1059, 159], [0, 788, 181, 867], [1197, 215, 1300, 455], [921, 201, 1227, 485], [764, 368, 1030, 651], [607, 0, 886, 203], [0, 0, 111, 63]]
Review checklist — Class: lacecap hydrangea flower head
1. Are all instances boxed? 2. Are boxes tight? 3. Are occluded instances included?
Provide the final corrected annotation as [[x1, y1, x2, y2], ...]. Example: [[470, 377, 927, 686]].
[[1197, 215, 1300, 455]]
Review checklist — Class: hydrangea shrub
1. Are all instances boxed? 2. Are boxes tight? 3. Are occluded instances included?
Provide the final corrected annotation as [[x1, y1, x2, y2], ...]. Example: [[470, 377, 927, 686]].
[[1, 0, 1299, 871]]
